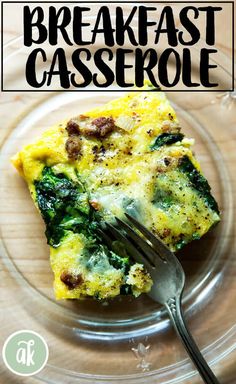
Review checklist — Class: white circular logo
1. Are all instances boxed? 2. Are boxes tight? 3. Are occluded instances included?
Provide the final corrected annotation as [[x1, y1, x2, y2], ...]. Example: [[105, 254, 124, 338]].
[[2, 330, 49, 376]]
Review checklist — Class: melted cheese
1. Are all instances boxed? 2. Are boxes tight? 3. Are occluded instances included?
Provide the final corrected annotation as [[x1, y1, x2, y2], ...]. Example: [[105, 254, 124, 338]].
[[12, 90, 220, 300]]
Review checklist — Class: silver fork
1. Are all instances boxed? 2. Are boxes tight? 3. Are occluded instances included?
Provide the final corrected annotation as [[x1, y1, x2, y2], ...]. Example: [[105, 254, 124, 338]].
[[99, 213, 220, 384]]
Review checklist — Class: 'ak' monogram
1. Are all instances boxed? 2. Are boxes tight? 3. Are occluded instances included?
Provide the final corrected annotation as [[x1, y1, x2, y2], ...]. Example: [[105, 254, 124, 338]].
[[2, 330, 49, 376], [16, 340, 35, 366]]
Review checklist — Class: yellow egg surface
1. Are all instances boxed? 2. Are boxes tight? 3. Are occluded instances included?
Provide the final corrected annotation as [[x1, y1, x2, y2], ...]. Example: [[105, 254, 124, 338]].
[[12, 89, 220, 300]]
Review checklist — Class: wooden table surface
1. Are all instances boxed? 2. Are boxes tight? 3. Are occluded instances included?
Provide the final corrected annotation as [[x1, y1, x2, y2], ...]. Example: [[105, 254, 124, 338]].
[[1, 2, 235, 384]]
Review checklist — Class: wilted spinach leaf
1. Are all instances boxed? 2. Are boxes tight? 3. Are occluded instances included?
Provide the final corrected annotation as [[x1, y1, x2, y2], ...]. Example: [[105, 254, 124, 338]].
[[35, 167, 130, 277], [34, 167, 93, 247], [150, 133, 184, 151], [179, 156, 219, 214]]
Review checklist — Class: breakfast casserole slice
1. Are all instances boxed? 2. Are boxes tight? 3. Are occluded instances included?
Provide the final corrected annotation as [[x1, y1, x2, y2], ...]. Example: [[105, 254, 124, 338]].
[[12, 89, 220, 300]]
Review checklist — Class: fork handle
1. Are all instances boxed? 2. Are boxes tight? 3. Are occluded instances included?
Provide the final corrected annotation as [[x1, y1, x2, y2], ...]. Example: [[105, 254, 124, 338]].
[[165, 296, 220, 384]]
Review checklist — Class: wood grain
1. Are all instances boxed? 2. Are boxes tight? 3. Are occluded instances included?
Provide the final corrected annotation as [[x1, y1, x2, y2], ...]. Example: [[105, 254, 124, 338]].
[[0, 3, 235, 384]]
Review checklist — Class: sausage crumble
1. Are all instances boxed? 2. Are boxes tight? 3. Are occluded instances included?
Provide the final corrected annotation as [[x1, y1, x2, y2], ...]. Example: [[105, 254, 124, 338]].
[[65, 136, 82, 160], [66, 119, 80, 136], [60, 271, 84, 290], [85, 117, 117, 138]]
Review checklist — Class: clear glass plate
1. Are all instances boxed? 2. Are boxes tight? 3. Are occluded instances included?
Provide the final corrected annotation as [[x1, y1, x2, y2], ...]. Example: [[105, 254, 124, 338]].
[[1, 17, 236, 384]]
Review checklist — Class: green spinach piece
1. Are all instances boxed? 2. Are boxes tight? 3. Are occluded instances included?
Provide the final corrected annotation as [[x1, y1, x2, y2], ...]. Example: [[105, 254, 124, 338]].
[[35, 167, 130, 279], [82, 242, 129, 275], [108, 252, 129, 273], [152, 185, 176, 209], [179, 156, 219, 214], [34, 167, 92, 247], [150, 133, 184, 151]]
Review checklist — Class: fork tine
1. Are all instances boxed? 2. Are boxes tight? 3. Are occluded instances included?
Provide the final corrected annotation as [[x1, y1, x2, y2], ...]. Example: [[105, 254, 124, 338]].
[[115, 217, 161, 267], [105, 222, 154, 268], [96, 228, 113, 248], [125, 212, 174, 262]]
